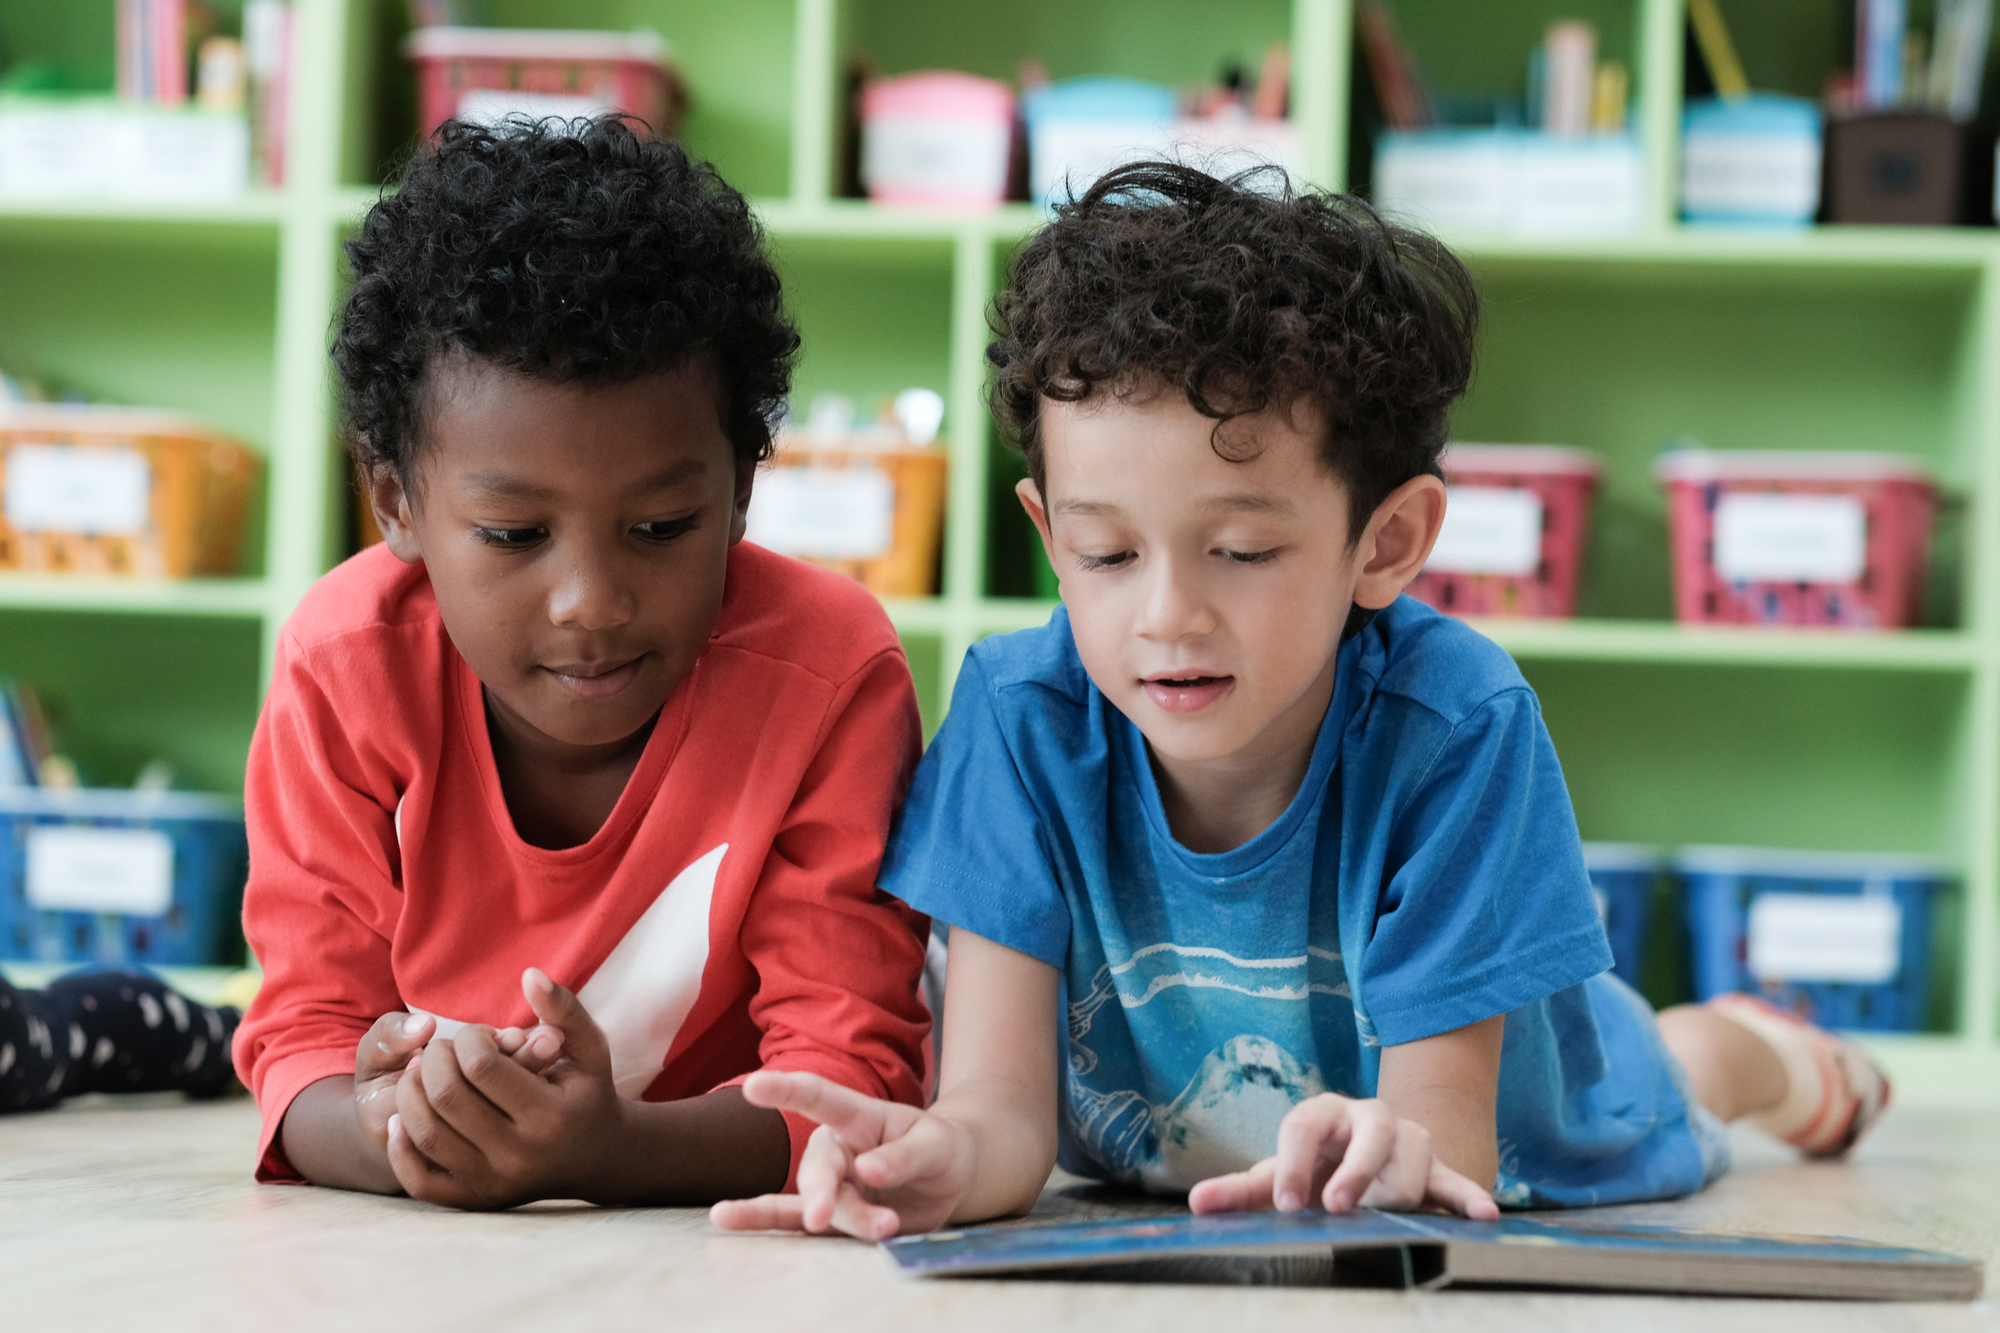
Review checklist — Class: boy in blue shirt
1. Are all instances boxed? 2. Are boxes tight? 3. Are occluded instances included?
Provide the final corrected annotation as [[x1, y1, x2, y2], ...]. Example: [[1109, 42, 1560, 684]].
[[711, 163, 1891, 1237]]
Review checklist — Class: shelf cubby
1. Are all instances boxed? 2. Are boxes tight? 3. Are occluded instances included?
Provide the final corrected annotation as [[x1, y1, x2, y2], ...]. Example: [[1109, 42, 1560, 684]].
[[0, 610, 263, 792]]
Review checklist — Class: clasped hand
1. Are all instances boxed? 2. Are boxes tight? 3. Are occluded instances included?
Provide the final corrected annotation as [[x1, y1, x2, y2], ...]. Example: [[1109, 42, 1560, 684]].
[[350, 967, 623, 1209], [710, 1078, 1497, 1240]]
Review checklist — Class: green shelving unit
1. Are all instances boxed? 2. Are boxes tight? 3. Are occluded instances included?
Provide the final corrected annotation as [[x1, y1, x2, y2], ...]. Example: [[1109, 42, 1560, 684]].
[[1, 0, 1998, 1105]]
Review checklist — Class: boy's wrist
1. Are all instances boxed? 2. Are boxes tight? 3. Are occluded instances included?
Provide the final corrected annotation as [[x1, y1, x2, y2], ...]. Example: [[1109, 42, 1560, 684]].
[[569, 1087, 791, 1207], [282, 1074, 402, 1194]]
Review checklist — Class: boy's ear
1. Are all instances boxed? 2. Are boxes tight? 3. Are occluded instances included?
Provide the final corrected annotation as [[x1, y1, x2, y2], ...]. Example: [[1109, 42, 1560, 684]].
[[727, 451, 757, 545], [1351, 474, 1447, 610], [366, 462, 424, 564], [1015, 478, 1058, 582]]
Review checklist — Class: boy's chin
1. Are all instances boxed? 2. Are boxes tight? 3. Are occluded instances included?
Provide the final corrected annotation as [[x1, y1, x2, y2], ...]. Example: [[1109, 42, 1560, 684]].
[[495, 680, 671, 754], [1121, 699, 1261, 765]]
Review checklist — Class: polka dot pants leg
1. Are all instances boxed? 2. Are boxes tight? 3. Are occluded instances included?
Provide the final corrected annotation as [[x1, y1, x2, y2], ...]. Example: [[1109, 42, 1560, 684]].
[[0, 970, 241, 1113]]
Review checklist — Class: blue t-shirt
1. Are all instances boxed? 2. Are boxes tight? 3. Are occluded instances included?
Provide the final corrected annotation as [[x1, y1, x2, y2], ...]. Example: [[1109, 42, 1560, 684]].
[[882, 596, 1722, 1208]]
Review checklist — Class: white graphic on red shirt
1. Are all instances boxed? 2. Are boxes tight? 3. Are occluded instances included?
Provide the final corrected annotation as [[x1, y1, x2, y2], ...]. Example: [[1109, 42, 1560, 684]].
[[411, 842, 727, 1099]]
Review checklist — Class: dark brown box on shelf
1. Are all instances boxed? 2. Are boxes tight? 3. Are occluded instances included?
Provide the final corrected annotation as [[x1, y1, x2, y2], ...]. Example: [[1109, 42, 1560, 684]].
[[1823, 112, 1988, 225]]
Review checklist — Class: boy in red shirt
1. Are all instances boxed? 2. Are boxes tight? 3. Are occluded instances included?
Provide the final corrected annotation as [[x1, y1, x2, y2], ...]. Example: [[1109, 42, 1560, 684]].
[[232, 118, 932, 1209]]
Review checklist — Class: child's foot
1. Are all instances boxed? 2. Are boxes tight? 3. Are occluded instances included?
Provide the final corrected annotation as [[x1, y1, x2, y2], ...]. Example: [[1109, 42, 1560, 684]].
[[1705, 992, 1891, 1159]]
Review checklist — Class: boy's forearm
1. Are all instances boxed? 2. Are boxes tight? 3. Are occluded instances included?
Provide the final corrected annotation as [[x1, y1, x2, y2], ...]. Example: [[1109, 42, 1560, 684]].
[[934, 1075, 1061, 1224], [1376, 1013, 1506, 1190], [577, 1086, 792, 1206], [1390, 1084, 1499, 1188], [281, 1076, 403, 1194]]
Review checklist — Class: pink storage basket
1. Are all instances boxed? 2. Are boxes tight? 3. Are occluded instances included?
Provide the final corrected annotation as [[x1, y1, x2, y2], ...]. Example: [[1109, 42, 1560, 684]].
[[860, 72, 1015, 208], [1655, 450, 1937, 629], [403, 27, 685, 140], [1409, 444, 1601, 618]]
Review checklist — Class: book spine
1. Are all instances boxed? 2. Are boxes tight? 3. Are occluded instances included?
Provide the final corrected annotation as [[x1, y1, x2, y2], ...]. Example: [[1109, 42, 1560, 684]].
[[116, 0, 138, 100], [0, 683, 28, 788], [1860, 0, 1908, 109], [1541, 21, 1597, 135], [156, 0, 188, 105], [4, 682, 48, 786], [245, 0, 292, 186], [1687, 0, 1751, 101], [1949, 0, 1992, 118]]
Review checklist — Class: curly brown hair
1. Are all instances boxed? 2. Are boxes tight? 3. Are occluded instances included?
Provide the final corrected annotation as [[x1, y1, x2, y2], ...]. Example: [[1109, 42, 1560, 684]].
[[988, 162, 1478, 538]]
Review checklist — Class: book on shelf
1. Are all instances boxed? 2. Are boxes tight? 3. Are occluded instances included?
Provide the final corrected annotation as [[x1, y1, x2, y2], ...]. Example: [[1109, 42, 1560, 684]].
[[1357, 2, 1431, 131], [1687, 0, 1750, 101]]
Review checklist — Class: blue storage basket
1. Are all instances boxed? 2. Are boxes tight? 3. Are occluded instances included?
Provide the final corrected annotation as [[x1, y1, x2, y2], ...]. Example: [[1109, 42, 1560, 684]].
[[1674, 845, 1945, 1031], [1582, 842, 1660, 987], [0, 786, 247, 966], [1020, 75, 1177, 209]]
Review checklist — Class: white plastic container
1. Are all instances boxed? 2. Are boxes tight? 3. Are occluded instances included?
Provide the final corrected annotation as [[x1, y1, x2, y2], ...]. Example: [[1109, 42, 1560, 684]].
[[1681, 94, 1823, 227], [860, 72, 1014, 209], [1374, 128, 1642, 236], [1022, 76, 1304, 209], [0, 99, 248, 198]]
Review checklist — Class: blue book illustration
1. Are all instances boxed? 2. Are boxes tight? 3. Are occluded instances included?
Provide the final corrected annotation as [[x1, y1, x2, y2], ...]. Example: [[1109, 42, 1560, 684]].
[[883, 1209, 1981, 1301]]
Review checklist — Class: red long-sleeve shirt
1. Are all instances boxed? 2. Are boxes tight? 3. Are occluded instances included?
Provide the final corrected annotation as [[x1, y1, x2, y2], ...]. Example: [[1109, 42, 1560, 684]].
[[234, 540, 931, 1186]]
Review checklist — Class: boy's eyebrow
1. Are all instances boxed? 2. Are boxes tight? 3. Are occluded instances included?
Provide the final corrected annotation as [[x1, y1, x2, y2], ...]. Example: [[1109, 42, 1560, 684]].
[[1052, 492, 1295, 519], [461, 457, 711, 500], [1051, 499, 1123, 518], [1198, 492, 1296, 517]]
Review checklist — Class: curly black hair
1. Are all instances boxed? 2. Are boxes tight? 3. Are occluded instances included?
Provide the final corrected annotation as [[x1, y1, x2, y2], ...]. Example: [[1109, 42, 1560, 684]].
[[335, 116, 798, 483], [988, 162, 1478, 538]]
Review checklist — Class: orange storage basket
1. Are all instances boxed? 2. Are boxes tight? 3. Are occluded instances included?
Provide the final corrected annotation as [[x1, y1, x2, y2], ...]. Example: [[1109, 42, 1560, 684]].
[[0, 407, 259, 578], [749, 436, 947, 597]]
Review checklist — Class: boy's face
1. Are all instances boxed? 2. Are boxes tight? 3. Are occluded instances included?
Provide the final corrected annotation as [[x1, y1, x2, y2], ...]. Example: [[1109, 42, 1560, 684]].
[[1019, 391, 1444, 769], [371, 356, 750, 752]]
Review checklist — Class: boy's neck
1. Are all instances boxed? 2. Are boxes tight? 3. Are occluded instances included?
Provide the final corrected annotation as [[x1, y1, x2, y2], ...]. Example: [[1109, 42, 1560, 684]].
[[1145, 655, 1338, 856], [484, 688, 659, 850]]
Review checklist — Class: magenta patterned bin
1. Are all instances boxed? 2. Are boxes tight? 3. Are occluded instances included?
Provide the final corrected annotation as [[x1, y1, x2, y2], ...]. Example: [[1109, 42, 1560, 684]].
[[1654, 450, 1936, 630]]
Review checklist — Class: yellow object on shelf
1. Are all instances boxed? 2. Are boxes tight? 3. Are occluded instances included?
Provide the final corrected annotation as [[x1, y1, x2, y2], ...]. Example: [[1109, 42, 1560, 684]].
[[0, 406, 260, 579]]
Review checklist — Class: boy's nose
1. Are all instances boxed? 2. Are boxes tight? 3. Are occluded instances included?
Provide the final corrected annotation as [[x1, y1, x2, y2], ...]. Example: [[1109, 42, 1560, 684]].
[[546, 550, 637, 631], [1133, 557, 1218, 641]]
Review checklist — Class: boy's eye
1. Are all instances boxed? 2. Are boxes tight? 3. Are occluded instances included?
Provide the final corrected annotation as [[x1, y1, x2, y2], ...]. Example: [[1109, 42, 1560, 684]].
[[1075, 551, 1134, 571], [473, 526, 547, 548], [634, 516, 699, 542], [1221, 548, 1278, 565]]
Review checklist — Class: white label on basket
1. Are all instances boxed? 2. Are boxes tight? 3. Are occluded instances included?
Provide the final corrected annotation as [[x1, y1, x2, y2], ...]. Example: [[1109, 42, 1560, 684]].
[[1712, 493, 1867, 583], [24, 826, 174, 916], [4, 444, 151, 535], [746, 466, 895, 560], [456, 90, 615, 130], [1747, 893, 1902, 984], [1426, 486, 1544, 576]]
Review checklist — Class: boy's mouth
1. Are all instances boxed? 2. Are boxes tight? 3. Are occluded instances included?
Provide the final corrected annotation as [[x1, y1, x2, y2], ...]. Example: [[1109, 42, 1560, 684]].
[[544, 655, 647, 700], [1142, 673, 1234, 714]]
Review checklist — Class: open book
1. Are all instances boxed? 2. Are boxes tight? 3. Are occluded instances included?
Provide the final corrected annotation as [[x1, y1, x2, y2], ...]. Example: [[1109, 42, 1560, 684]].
[[882, 1210, 1982, 1301]]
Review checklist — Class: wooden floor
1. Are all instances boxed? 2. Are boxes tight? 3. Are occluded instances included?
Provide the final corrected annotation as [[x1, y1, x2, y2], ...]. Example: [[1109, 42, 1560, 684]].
[[3, 1095, 1998, 1332]]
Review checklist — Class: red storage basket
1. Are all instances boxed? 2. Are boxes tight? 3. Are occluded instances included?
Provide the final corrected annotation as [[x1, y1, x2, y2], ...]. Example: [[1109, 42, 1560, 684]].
[[1409, 444, 1601, 618], [1654, 450, 1936, 630], [403, 27, 685, 141]]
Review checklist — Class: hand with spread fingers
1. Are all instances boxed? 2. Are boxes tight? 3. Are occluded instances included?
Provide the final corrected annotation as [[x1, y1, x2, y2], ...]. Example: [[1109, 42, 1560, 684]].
[[707, 1070, 977, 1241], [1186, 1092, 1500, 1220], [386, 967, 621, 1210]]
